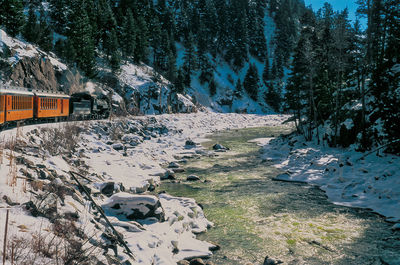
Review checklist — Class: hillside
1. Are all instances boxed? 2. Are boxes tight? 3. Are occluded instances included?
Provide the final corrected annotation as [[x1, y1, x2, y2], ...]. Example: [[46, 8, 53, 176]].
[[0, 0, 306, 115]]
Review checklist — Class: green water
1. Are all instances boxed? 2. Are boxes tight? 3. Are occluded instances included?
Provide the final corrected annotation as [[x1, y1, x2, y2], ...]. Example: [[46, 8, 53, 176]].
[[159, 127, 400, 265]]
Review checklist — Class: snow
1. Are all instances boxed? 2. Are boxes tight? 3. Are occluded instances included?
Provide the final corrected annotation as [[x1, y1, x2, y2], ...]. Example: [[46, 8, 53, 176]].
[[0, 29, 67, 70], [259, 133, 400, 222], [0, 112, 288, 264]]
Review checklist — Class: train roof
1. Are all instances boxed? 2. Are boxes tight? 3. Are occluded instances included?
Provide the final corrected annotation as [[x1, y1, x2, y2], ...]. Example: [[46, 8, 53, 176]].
[[34, 91, 70, 99], [0, 88, 35, 96]]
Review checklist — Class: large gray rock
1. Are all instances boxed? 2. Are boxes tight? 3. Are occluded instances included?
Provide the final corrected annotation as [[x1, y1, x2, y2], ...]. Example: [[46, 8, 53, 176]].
[[187, 175, 201, 181], [102, 193, 165, 222], [212, 144, 229, 151], [263, 256, 283, 265]]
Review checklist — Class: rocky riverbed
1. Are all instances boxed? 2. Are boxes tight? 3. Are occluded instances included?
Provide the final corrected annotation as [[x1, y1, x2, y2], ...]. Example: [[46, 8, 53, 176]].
[[159, 127, 400, 265], [0, 113, 289, 264]]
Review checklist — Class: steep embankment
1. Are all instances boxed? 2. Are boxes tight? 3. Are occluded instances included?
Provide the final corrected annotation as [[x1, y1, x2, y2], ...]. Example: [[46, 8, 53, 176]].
[[0, 29, 195, 115]]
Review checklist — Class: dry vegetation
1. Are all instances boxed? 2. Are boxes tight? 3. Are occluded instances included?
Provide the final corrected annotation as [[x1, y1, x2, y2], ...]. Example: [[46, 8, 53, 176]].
[[40, 123, 82, 156]]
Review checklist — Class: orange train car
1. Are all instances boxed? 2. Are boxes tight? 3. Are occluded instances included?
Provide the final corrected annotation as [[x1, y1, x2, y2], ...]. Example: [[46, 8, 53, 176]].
[[34, 92, 70, 120], [0, 88, 34, 124]]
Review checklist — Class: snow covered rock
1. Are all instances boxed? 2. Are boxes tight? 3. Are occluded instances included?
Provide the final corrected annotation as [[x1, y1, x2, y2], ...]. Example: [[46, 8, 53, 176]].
[[168, 161, 181, 168], [112, 143, 124, 151], [161, 170, 176, 180], [185, 139, 197, 147], [102, 193, 165, 222]]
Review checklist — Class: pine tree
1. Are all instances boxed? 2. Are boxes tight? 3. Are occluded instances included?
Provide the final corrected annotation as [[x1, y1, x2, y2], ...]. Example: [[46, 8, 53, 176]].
[[247, 0, 267, 60], [234, 79, 243, 98], [69, 4, 97, 77], [49, 0, 69, 34], [1, 0, 24, 37], [209, 78, 217, 96], [37, 6, 53, 52], [174, 68, 185, 94], [134, 15, 149, 63], [243, 64, 260, 101], [108, 29, 121, 72], [23, 4, 39, 43], [262, 57, 271, 83], [121, 9, 136, 58], [183, 32, 197, 75]]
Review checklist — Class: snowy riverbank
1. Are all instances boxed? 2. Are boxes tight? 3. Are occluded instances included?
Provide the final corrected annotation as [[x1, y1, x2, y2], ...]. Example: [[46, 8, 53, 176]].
[[0, 112, 289, 264], [257, 133, 400, 227]]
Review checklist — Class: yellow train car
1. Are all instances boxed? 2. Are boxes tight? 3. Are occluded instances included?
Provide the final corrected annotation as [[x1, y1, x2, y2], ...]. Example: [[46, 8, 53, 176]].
[[0, 88, 34, 123], [34, 92, 70, 119]]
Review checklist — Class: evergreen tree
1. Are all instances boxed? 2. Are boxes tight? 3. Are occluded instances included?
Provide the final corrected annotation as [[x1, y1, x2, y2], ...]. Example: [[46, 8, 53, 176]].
[[243, 64, 260, 101], [262, 57, 271, 83], [209, 78, 217, 96], [247, 0, 267, 60], [134, 15, 149, 63], [23, 4, 39, 43], [174, 68, 185, 94], [49, 0, 69, 34], [37, 6, 53, 52], [1, 0, 24, 37], [108, 29, 121, 72], [69, 4, 97, 77], [234, 79, 243, 98], [121, 9, 136, 58]]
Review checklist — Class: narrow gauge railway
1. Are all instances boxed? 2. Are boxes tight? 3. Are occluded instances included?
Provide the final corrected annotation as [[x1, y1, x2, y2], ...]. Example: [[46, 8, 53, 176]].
[[0, 85, 110, 131]]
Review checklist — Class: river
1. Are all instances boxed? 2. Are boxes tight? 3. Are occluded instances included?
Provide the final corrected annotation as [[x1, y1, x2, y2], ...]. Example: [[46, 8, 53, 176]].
[[158, 127, 400, 265]]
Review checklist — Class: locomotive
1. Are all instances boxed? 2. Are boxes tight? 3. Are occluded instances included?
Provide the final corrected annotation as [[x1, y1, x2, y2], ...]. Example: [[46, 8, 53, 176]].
[[0, 85, 110, 129]]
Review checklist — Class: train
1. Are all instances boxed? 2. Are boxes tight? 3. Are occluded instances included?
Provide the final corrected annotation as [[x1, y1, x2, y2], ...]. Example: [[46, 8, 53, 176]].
[[0, 86, 110, 130]]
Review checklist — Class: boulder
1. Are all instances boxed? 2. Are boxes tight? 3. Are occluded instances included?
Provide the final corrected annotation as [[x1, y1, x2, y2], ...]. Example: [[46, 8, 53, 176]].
[[212, 144, 229, 151], [112, 143, 124, 151], [185, 139, 197, 147], [190, 258, 205, 265], [100, 182, 118, 197], [187, 175, 201, 181], [102, 193, 165, 222], [168, 162, 181, 169], [263, 256, 283, 265], [172, 168, 185, 173], [177, 261, 190, 265], [161, 170, 176, 180]]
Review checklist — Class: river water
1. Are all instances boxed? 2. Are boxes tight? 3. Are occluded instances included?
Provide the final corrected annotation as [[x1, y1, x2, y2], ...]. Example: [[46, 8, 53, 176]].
[[159, 127, 400, 265]]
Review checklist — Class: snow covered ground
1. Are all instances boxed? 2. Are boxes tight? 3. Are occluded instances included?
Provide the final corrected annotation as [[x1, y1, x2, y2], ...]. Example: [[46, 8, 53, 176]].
[[0, 112, 288, 264], [257, 133, 400, 226]]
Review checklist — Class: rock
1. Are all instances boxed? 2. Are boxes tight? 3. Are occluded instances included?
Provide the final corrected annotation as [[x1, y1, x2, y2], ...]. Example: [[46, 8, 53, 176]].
[[208, 243, 220, 251], [100, 182, 117, 197], [190, 258, 205, 265], [212, 144, 229, 151], [52, 178, 63, 186], [187, 175, 201, 181], [112, 143, 124, 151], [205, 262, 215, 265], [185, 139, 197, 146], [23, 201, 40, 217], [161, 170, 176, 180], [263, 256, 283, 265], [38, 169, 48, 179], [168, 162, 181, 168], [102, 193, 165, 222], [172, 168, 185, 173], [177, 261, 190, 265]]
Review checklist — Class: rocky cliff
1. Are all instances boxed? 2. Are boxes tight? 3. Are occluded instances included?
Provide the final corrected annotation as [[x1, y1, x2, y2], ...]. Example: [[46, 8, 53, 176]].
[[0, 29, 196, 115]]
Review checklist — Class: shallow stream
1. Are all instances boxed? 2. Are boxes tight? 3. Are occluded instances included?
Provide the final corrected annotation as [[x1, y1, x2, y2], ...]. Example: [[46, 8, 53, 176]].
[[159, 127, 400, 264]]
